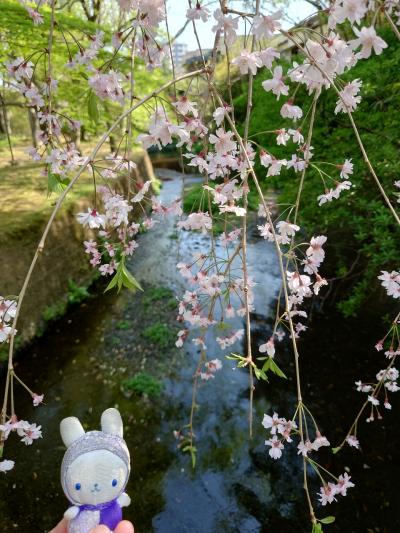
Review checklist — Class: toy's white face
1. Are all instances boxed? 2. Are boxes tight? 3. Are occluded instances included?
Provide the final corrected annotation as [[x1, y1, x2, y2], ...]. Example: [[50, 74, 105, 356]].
[[66, 450, 128, 505]]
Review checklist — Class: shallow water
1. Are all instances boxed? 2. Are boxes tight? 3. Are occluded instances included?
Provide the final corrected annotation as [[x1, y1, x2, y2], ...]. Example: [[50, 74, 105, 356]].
[[0, 171, 399, 532]]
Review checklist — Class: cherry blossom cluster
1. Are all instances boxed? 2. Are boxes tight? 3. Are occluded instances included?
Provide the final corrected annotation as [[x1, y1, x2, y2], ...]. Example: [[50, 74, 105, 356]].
[[338, 307, 399, 451], [262, 411, 329, 459], [356, 365, 399, 416], [0, 373, 44, 474], [17, 0, 45, 25], [262, 411, 355, 507], [258, 222, 328, 336], [198, 358, 222, 381], [6, 52, 84, 185], [77, 177, 157, 277], [0, 415, 42, 474], [6, 57, 46, 110], [175, 242, 252, 365]]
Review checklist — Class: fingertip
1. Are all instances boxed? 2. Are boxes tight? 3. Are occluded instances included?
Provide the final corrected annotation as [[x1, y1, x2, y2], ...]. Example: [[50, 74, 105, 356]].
[[90, 526, 110, 533], [115, 520, 134, 533]]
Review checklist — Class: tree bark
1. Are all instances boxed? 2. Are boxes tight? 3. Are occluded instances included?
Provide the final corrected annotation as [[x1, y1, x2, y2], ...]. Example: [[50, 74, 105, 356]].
[[27, 108, 38, 148]]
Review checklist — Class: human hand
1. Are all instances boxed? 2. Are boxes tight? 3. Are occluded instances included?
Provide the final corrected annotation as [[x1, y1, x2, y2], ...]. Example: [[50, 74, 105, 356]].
[[50, 518, 134, 533]]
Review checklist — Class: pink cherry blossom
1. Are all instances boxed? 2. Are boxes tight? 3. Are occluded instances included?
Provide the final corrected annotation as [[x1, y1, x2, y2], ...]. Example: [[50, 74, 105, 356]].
[[212, 9, 238, 46], [312, 433, 330, 450], [317, 483, 337, 505], [335, 79, 362, 114], [280, 101, 303, 121], [297, 439, 313, 456], [265, 435, 284, 459], [276, 221, 300, 244], [258, 47, 280, 69], [213, 105, 231, 126], [346, 435, 360, 449], [178, 212, 212, 233], [259, 338, 275, 357], [0, 460, 15, 473], [339, 158, 354, 179], [368, 395, 379, 406], [172, 96, 198, 117], [335, 473, 355, 496], [17, 421, 43, 445], [132, 181, 152, 203], [262, 412, 285, 434], [89, 71, 124, 103], [232, 50, 262, 75], [209, 128, 236, 155], [32, 393, 44, 407], [350, 26, 388, 59], [27, 7, 43, 25], [262, 66, 289, 99], [76, 208, 106, 229], [329, 0, 368, 27], [6, 58, 33, 80], [186, 4, 210, 22], [378, 271, 400, 299], [276, 128, 290, 146], [252, 12, 282, 39]]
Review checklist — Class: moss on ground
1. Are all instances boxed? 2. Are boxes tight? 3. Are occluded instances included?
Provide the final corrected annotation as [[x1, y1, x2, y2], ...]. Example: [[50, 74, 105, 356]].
[[123, 372, 163, 397]]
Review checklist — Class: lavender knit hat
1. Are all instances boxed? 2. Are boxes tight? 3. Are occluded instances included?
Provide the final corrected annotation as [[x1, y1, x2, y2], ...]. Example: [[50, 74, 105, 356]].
[[61, 430, 130, 501]]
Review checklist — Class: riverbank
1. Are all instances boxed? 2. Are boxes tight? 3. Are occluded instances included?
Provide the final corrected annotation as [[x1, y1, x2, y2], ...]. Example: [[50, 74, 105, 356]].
[[0, 146, 156, 352]]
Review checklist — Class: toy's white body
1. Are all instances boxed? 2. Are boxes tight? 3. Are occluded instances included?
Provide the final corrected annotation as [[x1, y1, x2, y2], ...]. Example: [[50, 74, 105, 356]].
[[60, 408, 131, 533]]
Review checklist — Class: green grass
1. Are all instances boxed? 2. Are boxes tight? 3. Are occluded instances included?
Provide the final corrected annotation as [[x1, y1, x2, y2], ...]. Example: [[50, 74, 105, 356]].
[[67, 279, 90, 304], [116, 320, 131, 330], [142, 286, 176, 311], [0, 143, 150, 240], [0, 158, 94, 240], [142, 322, 175, 349], [42, 301, 67, 322], [122, 372, 163, 397]]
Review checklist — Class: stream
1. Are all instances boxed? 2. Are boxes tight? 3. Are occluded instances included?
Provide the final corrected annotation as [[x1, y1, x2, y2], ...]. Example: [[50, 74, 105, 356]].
[[0, 170, 399, 533]]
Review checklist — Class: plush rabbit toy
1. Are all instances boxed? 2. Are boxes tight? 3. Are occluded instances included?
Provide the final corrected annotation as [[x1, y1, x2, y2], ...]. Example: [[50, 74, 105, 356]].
[[60, 408, 131, 533]]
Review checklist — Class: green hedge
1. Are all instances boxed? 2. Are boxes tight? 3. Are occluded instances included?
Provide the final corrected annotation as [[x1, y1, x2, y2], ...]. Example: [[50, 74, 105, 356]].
[[232, 26, 399, 316]]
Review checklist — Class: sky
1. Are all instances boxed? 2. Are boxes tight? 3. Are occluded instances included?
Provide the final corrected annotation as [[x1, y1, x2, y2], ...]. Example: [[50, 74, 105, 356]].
[[165, 1, 315, 51]]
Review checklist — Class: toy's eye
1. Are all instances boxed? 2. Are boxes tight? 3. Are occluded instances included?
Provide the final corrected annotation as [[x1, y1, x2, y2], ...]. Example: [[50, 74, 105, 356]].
[[112, 479, 118, 487], [75, 483, 81, 491]]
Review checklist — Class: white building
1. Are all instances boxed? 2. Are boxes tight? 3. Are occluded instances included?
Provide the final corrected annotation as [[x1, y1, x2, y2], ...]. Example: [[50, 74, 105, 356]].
[[171, 41, 188, 68]]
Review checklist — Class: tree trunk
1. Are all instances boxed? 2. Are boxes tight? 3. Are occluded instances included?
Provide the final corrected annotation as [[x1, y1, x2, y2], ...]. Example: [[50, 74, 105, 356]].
[[27, 107, 38, 148], [106, 122, 117, 153], [0, 108, 5, 134], [0, 94, 15, 164], [80, 124, 87, 142]]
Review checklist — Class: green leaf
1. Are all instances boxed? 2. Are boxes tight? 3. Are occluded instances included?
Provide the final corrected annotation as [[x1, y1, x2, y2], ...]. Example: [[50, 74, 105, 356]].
[[312, 523, 323, 533], [190, 448, 196, 469], [254, 366, 269, 381], [262, 357, 287, 379], [225, 353, 245, 361], [47, 172, 69, 194], [104, 271, 120, 292], [121, 264, 143, 291], [103, 258, 142, 294], [331, 446, 341, 454], [88, 90, 100, 125], [319, 516, 335, 524]]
